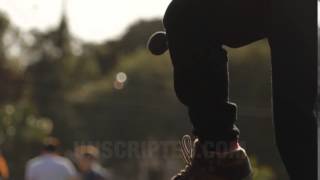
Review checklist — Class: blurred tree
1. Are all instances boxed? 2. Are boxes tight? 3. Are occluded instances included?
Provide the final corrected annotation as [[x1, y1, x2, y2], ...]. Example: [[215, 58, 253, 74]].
[[117, 19, 164, 54], [0, 11, 9, 63], [52, 14, 71, 57], [25, 14, 80, 145], [0, 12, 24, 105], [96, 19, 163, 73]]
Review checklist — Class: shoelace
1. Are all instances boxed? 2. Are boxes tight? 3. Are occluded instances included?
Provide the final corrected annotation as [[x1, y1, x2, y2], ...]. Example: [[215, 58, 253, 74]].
[[180, 135, 194, 165]]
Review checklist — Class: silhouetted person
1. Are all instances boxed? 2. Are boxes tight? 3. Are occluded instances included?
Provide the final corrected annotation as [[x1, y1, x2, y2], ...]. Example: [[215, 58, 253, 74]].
[[147, 0, 317, 179], [75, 145, 111, 180], [25, 137, 78, 180]]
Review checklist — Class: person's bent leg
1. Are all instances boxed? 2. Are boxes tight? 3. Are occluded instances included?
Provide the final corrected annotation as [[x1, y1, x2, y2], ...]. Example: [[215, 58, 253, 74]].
[[163, 3, 254, 179], [163, 1, 239, 146]]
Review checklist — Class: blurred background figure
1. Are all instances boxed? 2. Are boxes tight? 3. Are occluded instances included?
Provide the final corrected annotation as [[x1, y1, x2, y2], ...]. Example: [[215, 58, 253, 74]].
[[75, 145, 111, 180], [25, 137, 78, 180], [0, 150, 9, 180]]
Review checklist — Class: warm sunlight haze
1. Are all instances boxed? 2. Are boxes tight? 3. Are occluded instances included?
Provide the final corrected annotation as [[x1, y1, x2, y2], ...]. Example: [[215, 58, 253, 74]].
[[0, 0, 171, 42]]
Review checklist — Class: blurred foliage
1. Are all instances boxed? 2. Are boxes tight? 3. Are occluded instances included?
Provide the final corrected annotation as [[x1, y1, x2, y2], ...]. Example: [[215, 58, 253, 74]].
[[0, 102, 52, 178], [0, 9, 288, 180]]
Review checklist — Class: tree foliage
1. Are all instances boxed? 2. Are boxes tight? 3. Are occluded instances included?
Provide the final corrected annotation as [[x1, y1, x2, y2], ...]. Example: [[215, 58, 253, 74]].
[[0, 14, 285, 179]]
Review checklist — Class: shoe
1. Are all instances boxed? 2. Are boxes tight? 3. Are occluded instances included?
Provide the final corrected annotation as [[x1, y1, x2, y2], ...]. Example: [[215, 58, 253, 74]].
[[171, 135, 252, 180]]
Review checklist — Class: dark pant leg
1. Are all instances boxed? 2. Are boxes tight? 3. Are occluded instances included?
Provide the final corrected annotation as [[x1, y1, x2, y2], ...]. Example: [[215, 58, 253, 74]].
[[269, 0, 317, 179], [163, 1, 239, 143]]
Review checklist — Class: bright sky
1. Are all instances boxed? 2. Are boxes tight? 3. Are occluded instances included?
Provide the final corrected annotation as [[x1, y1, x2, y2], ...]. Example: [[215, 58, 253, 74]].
[[0, 0, 171, 43], [0, 0, 319, 43]]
